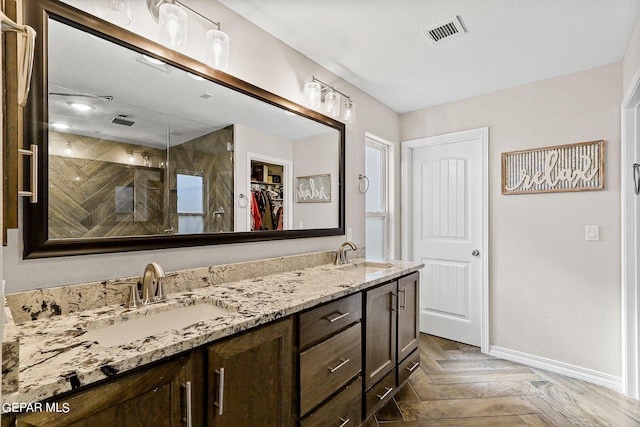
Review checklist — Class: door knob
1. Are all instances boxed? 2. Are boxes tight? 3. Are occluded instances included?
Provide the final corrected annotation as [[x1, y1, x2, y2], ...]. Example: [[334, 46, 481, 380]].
[[471, 249, 480, 257]]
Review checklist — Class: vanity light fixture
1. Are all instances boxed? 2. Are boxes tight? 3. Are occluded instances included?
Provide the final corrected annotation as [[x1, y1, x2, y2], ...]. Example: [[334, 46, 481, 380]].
[[158, 2, 187, 50], [65, 142, 72, 156], [306, 76, 356, 124], [147, 0, 230, 71], [127, 151, 135, 164], [96, 0, 131, 27], [343, 98, 356, 124], [304, 81, 322, 109]]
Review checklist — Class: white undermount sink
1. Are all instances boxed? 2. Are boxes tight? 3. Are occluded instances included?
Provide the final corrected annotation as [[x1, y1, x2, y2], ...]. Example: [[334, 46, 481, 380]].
[[87, 302, 236, 347], [336, 261, 394, 274]]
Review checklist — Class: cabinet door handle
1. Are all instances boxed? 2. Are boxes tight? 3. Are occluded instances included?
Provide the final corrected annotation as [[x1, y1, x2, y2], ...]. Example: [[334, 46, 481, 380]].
[[338, 418, 351, 427], [18, 144, 38, 203], [406, 361, 420, 372], [399, 289, 407, 310], [214, 367, 225, 415], [182, 381, 192, 427], [328, 358, 350, 373], [391, 293, 398, 312], [376, 386, 394, 400], [326, 311, 349, 323]]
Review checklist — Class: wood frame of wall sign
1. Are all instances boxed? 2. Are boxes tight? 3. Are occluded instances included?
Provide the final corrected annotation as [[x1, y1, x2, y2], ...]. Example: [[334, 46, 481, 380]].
[[502, 140, 604, 195]]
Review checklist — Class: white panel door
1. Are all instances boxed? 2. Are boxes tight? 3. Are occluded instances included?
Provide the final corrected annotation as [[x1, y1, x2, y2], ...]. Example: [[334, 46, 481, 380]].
[[408, 131, 486, 346]]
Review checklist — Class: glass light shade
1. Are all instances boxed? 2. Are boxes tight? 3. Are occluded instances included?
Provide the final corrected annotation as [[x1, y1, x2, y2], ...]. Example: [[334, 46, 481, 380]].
[[159, 3, 188, 51], [95, 0, 131, 26], [205, 29, 230, 71], [343, 99, 356, 124], [325, 91, 341, 117], [304, 81, 321, 109]]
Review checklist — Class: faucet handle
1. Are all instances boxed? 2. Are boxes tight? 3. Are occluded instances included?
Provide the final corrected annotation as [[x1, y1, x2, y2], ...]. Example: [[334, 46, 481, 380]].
[[155, 278, 167, 302], [126, 283, 142, 308]]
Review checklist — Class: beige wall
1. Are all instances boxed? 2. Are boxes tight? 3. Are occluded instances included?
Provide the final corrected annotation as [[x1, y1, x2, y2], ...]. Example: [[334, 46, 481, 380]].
[[5, 1, 399, 291], [624, 16, 640, 95], [401, 62, 622, 376]]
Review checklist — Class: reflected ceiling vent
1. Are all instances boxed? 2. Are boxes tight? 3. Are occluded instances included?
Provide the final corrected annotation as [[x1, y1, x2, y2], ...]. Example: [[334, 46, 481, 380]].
[[422, 16, 467, 45], [200, 93, 213, 99], [111, 115, 135, 126]]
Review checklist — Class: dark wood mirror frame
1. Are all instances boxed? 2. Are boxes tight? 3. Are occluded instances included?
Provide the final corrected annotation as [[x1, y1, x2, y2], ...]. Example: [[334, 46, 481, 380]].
[[21, 0, 345, 259]]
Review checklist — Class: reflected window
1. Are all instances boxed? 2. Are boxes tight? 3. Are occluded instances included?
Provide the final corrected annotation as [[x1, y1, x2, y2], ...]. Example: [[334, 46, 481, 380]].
[[177, 173, 204, 233]]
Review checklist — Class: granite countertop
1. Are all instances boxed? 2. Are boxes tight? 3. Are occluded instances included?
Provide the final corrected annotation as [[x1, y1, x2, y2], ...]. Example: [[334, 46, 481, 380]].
[[3, 256, 421, 405]]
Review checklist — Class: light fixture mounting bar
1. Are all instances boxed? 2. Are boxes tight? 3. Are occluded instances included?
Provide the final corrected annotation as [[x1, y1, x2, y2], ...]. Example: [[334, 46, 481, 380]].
[[175, 1, 221, 30], [49, 92, 114, 102], [312, 76, 351, 100], [147, 0, 221, 30]]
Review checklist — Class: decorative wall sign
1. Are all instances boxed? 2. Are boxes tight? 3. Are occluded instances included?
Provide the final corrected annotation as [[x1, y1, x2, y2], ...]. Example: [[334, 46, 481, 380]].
[[296, 174, 331, 203], [502, 140, 604, 195]]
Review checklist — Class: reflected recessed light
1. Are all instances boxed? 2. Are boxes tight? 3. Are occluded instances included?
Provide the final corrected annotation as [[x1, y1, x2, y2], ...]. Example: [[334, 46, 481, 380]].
[[187, 72, 206, 81], [51, 122, 71, 130], [285, 110, 296, 116], [142, 54, 165, 66], [69, 102, 93, 111]]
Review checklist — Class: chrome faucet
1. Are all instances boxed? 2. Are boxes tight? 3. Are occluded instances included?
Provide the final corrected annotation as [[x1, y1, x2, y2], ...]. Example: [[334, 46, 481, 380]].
[[126, 262, 168, 308], [335, 241, 357, 265]]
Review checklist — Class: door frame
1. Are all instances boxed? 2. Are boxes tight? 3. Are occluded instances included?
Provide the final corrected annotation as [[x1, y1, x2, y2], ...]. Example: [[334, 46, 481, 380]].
[[621, 66, 640, 398], [401, 127, 490, 353]]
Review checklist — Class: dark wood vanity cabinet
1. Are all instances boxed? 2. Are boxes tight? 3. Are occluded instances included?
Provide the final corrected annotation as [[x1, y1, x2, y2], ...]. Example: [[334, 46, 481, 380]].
[[9, 351, 204, 427], [207, 318, 294, 427], [298, 293, 363, 427], [3, 272, 420, 427], [364, 272, 420, 419]]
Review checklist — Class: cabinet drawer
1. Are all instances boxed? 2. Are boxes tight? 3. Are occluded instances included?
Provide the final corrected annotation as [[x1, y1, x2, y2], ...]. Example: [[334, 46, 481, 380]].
[[365, 368, 396, 418], [299, 293, 362, 348], [398, 348, 420, 385], [300, 323, 362, 416], [300, 377, 362, 427]]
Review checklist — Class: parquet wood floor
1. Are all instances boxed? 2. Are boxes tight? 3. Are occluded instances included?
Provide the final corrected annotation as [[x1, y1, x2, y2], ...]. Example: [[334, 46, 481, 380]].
[[366, 334, 640, 426]]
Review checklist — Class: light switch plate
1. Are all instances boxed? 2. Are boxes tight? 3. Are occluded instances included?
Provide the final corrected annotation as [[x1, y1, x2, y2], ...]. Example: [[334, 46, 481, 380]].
[[586, 225, 599, 241]]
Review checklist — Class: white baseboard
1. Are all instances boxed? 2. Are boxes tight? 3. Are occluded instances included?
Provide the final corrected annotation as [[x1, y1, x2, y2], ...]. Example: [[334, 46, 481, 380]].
[[488, 345, 622, 392]]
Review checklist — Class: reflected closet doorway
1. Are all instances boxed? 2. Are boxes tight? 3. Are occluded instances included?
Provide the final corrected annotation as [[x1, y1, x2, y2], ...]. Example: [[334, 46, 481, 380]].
[[247, 154, 293, 231]]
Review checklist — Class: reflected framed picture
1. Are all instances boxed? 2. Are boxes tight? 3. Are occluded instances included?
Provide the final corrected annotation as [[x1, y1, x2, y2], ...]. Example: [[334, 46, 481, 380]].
[[296, 174, 331, 203]]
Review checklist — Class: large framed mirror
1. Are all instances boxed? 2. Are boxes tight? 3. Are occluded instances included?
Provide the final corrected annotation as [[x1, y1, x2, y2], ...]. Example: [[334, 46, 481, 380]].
[[22, 0, 345, 258]]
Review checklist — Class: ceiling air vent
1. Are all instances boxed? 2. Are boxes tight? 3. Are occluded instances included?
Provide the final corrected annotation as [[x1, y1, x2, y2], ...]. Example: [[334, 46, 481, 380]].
[[422, 16, 467, 45], [111, 115, 135, 126]]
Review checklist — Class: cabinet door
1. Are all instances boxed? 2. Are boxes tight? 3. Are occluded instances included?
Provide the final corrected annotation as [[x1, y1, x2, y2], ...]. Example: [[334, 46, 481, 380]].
[[207, 318, 294, 427], [14, 352, 203, 427], [398, 272, 420, 362], [364, 281, 397, 390]]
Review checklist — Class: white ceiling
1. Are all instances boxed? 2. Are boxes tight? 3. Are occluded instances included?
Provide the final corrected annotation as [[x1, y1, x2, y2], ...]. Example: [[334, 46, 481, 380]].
[[215, 0, 640, 113]]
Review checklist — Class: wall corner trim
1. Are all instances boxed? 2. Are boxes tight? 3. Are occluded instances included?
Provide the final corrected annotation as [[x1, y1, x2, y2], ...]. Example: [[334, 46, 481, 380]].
[[488, 345, 622, 392]]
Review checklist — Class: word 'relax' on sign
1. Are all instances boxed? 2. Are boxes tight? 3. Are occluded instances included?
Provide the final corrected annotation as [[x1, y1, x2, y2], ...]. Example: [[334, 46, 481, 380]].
[[502, 140, 604, 195]]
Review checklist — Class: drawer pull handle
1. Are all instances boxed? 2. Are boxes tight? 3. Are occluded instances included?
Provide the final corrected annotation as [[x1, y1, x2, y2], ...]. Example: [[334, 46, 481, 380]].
[[338, 418, 351, 427], [328, 358, 350, 373], [182, 381, 192, 427], [406, 361, 420, 372], [377, 386, 393, 401], [326, 311, 349, 323], [214, 367, 225, 415]]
